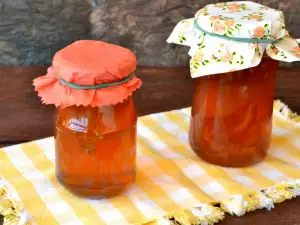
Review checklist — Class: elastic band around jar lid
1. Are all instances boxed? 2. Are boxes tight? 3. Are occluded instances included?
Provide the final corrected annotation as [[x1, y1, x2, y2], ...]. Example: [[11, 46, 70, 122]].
[[56, 72, 135, 90], [193, 19, 277, 44]]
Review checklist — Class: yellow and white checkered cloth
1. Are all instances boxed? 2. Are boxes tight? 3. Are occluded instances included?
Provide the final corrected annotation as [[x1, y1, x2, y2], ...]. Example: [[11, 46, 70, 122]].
[[1, 100, 300, 225]]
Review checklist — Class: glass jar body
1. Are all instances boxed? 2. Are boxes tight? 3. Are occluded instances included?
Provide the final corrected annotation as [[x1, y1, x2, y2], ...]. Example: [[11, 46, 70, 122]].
[[54, 97, 137, 198], [189, 58, 278, 167]]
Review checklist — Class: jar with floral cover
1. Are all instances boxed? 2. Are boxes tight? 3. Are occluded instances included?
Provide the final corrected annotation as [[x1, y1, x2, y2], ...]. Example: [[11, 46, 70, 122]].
[[167, 1, 300, 167]]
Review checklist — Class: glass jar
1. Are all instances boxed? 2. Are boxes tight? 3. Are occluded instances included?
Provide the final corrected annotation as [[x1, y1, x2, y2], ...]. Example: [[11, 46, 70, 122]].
[[33, 40, 142, 198], [189, 57, 279, 167], [55, 97, 137, 197]]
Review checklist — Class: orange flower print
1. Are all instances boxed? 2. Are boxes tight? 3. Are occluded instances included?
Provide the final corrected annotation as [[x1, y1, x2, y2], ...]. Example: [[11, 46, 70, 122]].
[[224, 19, 235, 27], [228, 3, 241, 12], [271, 47, 279, 55], [293, 46, 300, 57], [193, 52, 204, 63], [210, 16, 220, 21], [214, 3, 225, 8], [213, 21, 226, 35], [249, 14, 261, 20], [222, 53, 233, 62], [253, 27, 265, 38]]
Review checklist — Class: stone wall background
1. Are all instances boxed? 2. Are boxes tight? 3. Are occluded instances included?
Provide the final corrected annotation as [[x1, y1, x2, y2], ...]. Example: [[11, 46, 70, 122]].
[[0, 0, 299, 66], [0, 0, 90, 65]]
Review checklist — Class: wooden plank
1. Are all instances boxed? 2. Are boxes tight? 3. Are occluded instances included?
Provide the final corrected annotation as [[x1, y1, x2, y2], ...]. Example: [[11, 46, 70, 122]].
[[275, 67, 300, 113], [0, 65, 300, 143], [0, 66, 55, 142], [219, 198, 300, 225]]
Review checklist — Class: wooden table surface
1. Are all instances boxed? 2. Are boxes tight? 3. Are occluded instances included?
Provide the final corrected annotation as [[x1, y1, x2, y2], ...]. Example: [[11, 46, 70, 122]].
[[219, 198, 300, 225]]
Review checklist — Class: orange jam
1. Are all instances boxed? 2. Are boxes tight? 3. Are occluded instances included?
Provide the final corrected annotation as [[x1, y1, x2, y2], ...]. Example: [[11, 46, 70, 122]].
[[33, 40, 141, 198], [54, 97, 137, 198], [189, 57, 279, 167]]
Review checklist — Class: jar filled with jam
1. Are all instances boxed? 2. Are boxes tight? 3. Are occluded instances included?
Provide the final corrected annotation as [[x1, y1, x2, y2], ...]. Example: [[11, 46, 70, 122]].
[[189, 57, 278, 167], [34, 40, 142, 197], [167, 1, 300, 167]]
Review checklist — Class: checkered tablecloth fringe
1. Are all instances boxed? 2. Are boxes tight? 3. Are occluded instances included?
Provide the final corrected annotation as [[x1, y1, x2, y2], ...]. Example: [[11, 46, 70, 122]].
[[138, 180, 300, 225], [1, 100, 300, 225]]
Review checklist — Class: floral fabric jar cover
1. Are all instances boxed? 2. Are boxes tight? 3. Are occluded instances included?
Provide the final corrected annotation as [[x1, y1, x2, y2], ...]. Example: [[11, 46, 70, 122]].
[[167, 1, 300, 77]]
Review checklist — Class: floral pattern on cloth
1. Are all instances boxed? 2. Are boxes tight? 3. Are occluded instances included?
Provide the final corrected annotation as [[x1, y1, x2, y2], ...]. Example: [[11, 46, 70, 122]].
[[167, 1, 300, 78]]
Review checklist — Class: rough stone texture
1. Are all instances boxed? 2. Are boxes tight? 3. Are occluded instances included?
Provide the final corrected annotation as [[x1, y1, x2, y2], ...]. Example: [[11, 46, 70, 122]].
[[89, 0, 227, 66], [89, 0, 300, 66], [0, 0, 299, 66], [0, 0, 90, 65]]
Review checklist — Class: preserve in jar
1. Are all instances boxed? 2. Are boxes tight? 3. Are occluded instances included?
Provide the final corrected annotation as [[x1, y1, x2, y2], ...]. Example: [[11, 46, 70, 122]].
[[189, 57, 278, 167], [34, 40, 142, 197], [167, 1, 300, 167]]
